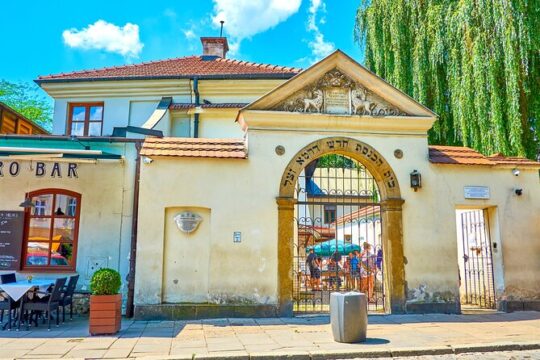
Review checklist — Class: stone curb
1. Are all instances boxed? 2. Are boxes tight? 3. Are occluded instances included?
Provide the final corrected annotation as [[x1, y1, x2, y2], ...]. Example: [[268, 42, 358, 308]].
[[31, 342, 538, 360]]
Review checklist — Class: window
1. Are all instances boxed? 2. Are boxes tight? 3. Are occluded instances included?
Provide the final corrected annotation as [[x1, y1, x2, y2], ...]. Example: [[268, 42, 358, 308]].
[[68, 103, 103, 136], [323, 205, 336, 224], [23, 189, 81, 271]]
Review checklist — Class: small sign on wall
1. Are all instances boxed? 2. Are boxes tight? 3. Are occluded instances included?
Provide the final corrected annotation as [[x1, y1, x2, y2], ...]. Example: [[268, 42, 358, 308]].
[[233, 231, 241, 243], [464, 186, 490, 199]]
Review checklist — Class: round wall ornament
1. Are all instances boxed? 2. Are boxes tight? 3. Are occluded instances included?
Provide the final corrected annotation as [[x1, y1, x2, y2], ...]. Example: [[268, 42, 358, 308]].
[[174, 211, 202, 233], [275, 145, 285, 156], [394, 149, 404, 159]]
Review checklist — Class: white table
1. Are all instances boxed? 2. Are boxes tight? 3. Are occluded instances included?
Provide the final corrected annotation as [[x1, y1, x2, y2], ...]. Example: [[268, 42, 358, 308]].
[[0, 279, 54, 301]]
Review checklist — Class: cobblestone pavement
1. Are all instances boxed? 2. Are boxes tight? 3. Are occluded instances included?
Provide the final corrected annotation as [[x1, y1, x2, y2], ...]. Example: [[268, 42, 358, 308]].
[[0, 311, 538, 359]]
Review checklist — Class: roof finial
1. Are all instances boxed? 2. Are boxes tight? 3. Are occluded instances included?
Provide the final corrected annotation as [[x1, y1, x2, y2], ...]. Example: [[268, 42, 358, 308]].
[[219, 20, 225, 37]]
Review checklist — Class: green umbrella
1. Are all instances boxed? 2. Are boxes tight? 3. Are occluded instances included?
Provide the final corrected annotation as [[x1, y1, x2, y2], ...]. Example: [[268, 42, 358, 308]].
[[306, 239, 360, 256]]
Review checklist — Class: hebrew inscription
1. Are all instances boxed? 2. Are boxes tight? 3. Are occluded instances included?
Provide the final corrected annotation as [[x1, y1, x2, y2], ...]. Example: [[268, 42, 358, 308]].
[[280, 137, 399, 199]]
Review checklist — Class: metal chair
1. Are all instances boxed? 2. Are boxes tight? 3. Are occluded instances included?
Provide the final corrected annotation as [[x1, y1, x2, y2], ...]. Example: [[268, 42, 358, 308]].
[[0, 273, 18, 330], [60, 274, 79, 322], [20, 277, 67, 331]]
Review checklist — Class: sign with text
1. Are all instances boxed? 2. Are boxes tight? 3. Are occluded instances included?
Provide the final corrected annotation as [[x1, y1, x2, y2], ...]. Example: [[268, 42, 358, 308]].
[[464, 186, 490, 199], [324, 88, 350, 114], [0, 161, 78, 178], [0, 211, 25, 270]]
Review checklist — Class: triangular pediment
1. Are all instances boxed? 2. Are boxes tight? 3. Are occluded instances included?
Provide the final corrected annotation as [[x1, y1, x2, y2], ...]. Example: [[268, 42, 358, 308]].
[[242, 51, 437, 118]]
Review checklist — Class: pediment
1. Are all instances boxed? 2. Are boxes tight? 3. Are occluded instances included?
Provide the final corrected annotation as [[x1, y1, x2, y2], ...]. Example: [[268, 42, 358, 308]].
[[272, 68, 406, 116], [242, 50, 437, 119]]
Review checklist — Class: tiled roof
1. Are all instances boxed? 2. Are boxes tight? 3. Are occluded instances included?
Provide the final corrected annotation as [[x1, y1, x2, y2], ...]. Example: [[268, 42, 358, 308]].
[[429, 145, 540, 167], [37, 56, 300, 82], [487, 153, 540, 167], [140, 137, 247, 159], [336, 206, 380, 226], [169, 103, 248, 110]]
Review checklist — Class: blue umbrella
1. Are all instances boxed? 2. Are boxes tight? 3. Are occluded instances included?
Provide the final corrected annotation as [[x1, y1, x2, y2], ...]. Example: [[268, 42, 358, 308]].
[[306, 239, 360, 256]]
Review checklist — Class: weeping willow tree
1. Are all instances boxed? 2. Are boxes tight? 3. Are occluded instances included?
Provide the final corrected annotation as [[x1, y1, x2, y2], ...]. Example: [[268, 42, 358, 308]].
[[355, 0, 539, 158]]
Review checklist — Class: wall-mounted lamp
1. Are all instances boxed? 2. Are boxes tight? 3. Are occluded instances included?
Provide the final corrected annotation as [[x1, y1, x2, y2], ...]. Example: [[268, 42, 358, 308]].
[[512, 168, 520, 176], [19, 198, 35, 208], [514, 188, 523, 196], [410, 170, 422, 192]]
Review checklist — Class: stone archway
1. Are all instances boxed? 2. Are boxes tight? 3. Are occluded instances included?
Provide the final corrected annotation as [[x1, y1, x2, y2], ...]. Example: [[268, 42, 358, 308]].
[[276, 137, 405, 316]]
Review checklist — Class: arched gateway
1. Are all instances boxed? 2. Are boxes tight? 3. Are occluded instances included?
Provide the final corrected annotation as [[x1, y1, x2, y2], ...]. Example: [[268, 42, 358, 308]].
[[277, 137, 405, 316]]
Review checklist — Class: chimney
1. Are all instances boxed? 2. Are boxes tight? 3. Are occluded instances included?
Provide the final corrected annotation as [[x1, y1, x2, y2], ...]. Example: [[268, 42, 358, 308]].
[[200, 37, 229, 59]]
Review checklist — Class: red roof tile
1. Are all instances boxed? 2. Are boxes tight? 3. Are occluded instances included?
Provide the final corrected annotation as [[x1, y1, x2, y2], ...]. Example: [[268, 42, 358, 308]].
[[488, 153, 540, 167], [429, 145, 540, 167], [37, 56, 300, 82], [140, 137, 247, 159], [428, 146, 493, 166]]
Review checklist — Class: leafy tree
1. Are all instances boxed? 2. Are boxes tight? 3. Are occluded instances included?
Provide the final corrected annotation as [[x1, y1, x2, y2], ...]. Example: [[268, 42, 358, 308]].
[[355, 0, 539, 159], [0, 80, 52, 131]]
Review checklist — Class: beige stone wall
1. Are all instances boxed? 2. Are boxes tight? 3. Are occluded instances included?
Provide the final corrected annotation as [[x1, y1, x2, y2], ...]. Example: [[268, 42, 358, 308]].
[[135, 128, 540, 309]]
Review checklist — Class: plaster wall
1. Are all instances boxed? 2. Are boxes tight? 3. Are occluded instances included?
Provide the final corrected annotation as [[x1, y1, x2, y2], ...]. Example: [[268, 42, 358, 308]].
[[0, 142, 137, 294], [135, 128, 540, 309], [52, 96, 191, 136]]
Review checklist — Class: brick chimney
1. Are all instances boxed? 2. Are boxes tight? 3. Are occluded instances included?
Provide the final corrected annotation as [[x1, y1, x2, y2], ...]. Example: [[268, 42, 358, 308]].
[[200, 37, 229, 58]]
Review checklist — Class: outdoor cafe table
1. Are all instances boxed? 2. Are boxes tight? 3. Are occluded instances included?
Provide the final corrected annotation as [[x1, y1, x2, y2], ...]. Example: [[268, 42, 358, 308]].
[[0, 279, 54, 302]]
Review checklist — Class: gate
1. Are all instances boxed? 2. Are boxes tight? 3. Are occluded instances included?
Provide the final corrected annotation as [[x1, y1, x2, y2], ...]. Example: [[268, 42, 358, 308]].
[[459, 210, 496, 309], [293, 154, 385, 314]]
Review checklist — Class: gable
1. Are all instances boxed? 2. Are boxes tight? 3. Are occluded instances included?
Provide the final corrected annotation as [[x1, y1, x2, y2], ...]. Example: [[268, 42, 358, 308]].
[[271, 68, 407, 116], [242, 50, 437, 118]]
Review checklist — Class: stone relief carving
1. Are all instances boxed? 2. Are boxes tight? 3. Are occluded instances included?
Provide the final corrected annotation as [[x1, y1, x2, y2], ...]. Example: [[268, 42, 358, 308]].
[[303, 89, 324, 112], [273, 68, 407, 116]]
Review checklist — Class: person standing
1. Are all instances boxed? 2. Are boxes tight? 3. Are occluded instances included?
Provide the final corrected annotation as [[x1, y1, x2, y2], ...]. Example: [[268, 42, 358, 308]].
[[351, 250, 360, 291], [306, 248, 317, 290], [360, 242, 376, 301]]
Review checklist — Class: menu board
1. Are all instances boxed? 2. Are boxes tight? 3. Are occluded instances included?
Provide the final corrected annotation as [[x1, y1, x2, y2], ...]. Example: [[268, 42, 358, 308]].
[[0, 211, 24, 270]]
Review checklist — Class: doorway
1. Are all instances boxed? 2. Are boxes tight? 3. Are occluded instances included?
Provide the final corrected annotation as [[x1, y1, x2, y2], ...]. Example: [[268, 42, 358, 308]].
[[456, 209, 496, 310], [292, 154, 385, 314]]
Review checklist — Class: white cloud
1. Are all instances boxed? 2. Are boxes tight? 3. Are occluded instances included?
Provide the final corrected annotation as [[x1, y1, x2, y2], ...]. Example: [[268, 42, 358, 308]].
[[183, 29, 197, 40], [212, 0, 302, 54], [63, 20, 143, 59], [306, 0, 334, 62]]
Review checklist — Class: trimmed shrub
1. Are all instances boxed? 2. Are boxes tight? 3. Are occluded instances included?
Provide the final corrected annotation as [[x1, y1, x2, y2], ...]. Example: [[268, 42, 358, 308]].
[[90, 268, 121, 296]]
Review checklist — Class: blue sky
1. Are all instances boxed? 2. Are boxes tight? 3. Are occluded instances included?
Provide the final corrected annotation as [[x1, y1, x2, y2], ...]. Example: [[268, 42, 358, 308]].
[[1, 1, 363, 85]]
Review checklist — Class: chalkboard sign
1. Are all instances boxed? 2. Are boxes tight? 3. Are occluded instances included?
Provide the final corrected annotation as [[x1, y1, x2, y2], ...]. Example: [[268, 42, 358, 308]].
[[0, 211, 25, 270]]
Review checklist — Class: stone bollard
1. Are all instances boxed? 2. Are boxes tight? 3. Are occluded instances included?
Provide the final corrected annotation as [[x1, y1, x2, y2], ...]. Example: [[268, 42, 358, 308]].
[[330, 291, 368, 343]]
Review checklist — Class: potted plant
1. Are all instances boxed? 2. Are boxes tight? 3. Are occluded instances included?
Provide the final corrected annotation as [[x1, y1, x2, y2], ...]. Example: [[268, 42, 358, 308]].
[[89, 268, 122, 335]]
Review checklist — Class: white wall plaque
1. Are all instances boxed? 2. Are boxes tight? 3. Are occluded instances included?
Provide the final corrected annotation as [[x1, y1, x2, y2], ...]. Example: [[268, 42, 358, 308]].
[[174, 211, 202, 233], [464, 186, 490, 199], [324, 88, 350, 114]]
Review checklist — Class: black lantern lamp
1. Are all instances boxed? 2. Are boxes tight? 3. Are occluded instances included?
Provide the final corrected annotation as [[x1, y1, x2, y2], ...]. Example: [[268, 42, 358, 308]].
[[410, 170, 422, 191], [19, 198, 35, 208]]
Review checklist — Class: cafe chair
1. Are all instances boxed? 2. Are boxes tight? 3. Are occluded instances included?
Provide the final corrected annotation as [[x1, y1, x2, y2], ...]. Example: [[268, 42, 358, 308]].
[[60, 274, 79, 322], [20, 277, 66, 331], [0, 273, 19, 330]]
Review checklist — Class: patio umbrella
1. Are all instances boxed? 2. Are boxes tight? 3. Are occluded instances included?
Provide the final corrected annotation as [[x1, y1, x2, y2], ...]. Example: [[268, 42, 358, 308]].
[[306, 239, 360, 256]]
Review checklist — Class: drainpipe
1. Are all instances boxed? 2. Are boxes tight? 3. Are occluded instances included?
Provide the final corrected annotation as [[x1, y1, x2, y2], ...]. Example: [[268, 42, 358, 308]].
[[125, 142, 141, 318], [193, 77, 200, 138]]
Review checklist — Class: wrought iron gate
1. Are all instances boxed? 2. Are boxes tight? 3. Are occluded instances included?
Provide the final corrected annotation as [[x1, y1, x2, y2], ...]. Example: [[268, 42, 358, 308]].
[[293, 154, 385, 314], [459, 210, 496, 309]]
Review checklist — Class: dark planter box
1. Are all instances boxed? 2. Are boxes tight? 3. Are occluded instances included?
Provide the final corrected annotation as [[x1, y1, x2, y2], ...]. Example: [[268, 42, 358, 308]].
[[89, 294, 121, 335]]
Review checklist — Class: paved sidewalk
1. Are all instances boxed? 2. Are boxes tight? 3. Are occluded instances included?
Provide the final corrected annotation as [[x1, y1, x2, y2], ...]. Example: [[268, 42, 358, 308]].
[[0, 311, 538, 359]]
